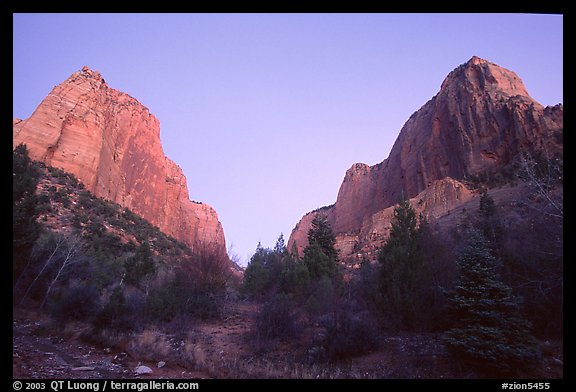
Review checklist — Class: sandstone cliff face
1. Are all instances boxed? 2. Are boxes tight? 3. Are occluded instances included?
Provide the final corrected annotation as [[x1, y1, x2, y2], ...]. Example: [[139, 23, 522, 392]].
[[289, 56, 563, 259], [289, 177, 474, 259], [13, 66, 226, 255]]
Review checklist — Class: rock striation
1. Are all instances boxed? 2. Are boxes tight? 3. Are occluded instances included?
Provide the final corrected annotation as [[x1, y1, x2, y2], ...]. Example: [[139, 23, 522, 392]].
[[289, 56, 563, 259], [13, 66, 226, 255]]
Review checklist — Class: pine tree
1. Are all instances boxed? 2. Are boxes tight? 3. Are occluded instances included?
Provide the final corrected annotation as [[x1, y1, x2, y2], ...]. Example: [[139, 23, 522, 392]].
[[306, 214, 338, 261], [444, 228, 540, 375], [303, 214, 339, 279], [274, 233, 286, 255], [378, 199, 428, 330], [479, 189, 496, 216], [478, 189, 502, 244], [289, 241, 300, 259], [303, 242, 335, 280], [280, 258, 310, 298]]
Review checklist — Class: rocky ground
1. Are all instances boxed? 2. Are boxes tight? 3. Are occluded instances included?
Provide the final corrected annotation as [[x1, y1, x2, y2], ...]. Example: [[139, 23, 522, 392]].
[[13, 316, 128, 379], [13, 305, 563, 380], [12, 304, 261, 379]]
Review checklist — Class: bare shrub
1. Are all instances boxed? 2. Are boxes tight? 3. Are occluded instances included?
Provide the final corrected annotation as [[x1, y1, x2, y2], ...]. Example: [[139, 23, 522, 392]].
[[16, 232, 84, 307], [189, 243, 232, 293], [81, 327, 130, 354], [179, 340, 207, 369], [254, 293, 298, 343], [146, 245, 231, 322], [316, 301, 380, 361], [49, 283, 101, 322], [128, 329, 171, 362]]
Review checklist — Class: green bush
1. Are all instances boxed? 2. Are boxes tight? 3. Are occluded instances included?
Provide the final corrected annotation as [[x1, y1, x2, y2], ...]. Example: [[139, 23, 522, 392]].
[[303, 243, 337, 280], [242, 237, 288, 299], [242, 249, 270, 297], [78, 190, 95, 210], [281, 258, 310, 298], [36, 193, 53, 213], [304, 276, 336, 317], [146, 272, 222, 322]]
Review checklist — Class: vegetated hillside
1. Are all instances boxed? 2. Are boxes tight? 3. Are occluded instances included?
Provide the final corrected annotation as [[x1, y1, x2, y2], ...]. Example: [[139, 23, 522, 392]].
[[13, 66, 227, 255], [33, 160, 194, 265], [13, 143, 238, 336]]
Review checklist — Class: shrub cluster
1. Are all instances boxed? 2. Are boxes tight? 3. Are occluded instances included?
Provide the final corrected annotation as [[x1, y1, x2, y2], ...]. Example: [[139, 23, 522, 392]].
[[13, 145, 231, 340], [245, 223, 378, 361]]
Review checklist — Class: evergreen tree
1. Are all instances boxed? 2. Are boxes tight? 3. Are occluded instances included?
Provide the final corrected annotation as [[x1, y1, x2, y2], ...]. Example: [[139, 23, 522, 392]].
[[303, 242, 336, 280], [305, 214, 338, 262], [269, 234, 287, 282], [274, 233, 286, 255], [444, 228, 540, 375], [242, 242, 272, 298], [289, 241, 300, 259], [303, 214, 339, 279], [280, 257, 310, 298], [478, 189, 502, 244], [243, 236, 295, 299], [378, 199, 428, 330], [479, 189, 496, 216]]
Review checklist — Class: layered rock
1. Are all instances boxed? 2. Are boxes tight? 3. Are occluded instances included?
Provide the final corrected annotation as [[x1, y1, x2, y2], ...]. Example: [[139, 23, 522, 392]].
[[13, 66, 226, 255], [290, 177, 474, 259], [289, 56, 563, 259]]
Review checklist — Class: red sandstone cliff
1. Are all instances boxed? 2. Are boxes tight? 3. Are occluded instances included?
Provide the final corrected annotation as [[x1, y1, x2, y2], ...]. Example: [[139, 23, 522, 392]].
[[289, 56, 563, 259], [13, 66, 226, 255]]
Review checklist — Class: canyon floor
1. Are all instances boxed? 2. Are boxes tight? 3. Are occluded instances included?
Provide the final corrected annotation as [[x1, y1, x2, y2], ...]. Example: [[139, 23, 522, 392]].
[[13, 303, 563, 380]]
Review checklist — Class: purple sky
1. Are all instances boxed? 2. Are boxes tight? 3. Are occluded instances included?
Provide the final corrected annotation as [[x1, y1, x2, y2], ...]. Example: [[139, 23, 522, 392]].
[[13, 13, 563, 266]]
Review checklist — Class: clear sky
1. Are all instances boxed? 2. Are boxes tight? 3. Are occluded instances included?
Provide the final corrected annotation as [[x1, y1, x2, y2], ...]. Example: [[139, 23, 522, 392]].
[[13, 13, 563, 266]]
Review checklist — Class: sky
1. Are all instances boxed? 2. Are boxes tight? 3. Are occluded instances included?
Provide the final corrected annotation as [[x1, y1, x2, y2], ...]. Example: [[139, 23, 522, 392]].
[[13, 13, 563, 266]]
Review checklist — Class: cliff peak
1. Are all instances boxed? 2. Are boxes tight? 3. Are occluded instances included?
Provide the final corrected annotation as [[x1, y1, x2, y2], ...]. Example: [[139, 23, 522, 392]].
[[13, 68, 227, 256], [76, 65, 106, 83], [344, 163, 371, 178], [440, 56, 530, 98], [81, 65, 94, 73], [289, 57, 562, 261]]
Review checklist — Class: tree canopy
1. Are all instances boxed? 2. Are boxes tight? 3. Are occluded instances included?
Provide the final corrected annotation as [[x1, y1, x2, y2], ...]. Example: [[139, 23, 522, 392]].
[[444, 227, 540, 375]]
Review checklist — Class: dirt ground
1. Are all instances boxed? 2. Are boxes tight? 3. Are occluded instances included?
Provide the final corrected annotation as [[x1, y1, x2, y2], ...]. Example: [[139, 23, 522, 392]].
[[13, 304, 563, 379]]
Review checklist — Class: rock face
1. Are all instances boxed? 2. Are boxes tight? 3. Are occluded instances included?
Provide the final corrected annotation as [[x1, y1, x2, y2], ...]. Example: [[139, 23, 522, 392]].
[[13, 66, 226, 255], [289, 56, 563, 259]]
